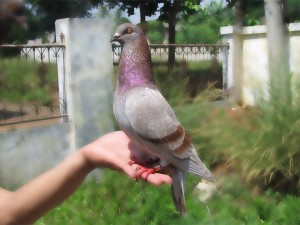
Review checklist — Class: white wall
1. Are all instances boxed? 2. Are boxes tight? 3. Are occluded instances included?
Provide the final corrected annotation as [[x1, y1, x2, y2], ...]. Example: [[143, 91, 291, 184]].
[[0, 123, 72, 189], [221, 22, 300, 105]]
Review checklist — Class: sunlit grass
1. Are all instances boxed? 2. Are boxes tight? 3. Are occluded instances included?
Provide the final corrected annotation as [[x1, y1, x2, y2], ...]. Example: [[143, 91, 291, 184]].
[[36, 171, 300, 225], [0, 57, 58, 105]]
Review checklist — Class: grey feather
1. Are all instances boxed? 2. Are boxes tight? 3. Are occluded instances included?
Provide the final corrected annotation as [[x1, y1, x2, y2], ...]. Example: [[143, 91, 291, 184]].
[[171, 169, 186, 215], [125, 87, 179, 140]]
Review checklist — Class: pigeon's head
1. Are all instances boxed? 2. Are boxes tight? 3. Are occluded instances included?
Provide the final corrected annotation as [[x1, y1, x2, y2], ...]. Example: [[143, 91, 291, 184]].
[[0, 0, 28, 30], [110, 23, 144, 45]]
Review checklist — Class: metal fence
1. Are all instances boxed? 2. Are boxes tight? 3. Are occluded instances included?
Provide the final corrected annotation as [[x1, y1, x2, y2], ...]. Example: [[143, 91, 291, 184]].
[[112, 43, 230, 96], [0, 43, 67, 128]]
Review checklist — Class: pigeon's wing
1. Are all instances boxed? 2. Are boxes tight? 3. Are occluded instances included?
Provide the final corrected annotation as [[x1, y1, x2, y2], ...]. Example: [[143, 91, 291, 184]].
[[125, 86, 189, 159], [125, 87, 214, 181]]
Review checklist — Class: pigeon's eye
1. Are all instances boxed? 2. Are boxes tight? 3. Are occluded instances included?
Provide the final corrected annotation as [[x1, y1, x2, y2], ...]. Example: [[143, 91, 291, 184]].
[[127, 27, 132, 34]]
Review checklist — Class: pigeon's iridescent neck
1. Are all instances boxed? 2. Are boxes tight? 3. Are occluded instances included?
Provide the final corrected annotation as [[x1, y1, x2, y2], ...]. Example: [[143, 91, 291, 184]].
[[118, 39, 155, 90]]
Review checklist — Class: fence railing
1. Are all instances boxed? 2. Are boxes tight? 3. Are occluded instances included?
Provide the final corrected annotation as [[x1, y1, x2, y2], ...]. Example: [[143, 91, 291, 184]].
[[112, 43, 230, 95], [0, 43, 67, 128]]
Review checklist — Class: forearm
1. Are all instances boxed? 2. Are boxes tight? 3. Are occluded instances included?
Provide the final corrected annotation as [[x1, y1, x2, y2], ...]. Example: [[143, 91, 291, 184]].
[[0, 150, 94, 224]]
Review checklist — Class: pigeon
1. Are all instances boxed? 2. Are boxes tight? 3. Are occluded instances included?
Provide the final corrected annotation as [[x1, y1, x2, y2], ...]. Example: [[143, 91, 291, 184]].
[[0, 0, 27, 44], [111, 23, 215, 214]]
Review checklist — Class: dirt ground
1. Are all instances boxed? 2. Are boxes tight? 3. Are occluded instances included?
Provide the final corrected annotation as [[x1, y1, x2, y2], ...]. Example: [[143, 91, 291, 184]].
[[0, 102, 62, 132]]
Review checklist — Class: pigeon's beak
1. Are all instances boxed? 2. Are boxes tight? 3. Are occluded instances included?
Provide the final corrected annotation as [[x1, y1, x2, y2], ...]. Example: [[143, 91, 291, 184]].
[[110, 33, 120, 43]]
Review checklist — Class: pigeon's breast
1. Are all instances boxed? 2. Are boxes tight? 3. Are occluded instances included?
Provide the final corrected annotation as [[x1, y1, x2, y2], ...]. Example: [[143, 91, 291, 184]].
[[113, 85, 157, 159], [113, 87, 131, 133]]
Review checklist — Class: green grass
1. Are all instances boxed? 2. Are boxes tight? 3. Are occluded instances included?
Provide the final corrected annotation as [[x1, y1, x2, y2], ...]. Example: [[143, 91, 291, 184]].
[[153, 60, 223, 99], [0, 58, 58, 105], [36, 171, 300, 225]]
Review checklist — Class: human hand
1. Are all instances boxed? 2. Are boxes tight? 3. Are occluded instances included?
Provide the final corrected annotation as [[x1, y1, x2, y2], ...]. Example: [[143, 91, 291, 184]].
[[80, 131, 173, 186]]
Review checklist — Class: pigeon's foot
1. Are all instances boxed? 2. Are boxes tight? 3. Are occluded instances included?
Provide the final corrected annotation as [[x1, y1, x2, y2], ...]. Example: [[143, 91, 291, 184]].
[[128, 157, 162, 181], [128, 156, 160, 167], [135, 164, 162, 181]]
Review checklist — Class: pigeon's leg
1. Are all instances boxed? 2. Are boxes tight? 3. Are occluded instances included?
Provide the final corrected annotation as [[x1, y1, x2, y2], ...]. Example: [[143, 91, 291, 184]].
[[135, 163, 162, 181], [129, 158, 170, 181], [128, 156, 160, 167]]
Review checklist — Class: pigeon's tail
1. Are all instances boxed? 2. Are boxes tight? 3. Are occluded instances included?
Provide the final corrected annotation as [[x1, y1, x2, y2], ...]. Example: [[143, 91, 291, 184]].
[[171, 169, 186, 215]]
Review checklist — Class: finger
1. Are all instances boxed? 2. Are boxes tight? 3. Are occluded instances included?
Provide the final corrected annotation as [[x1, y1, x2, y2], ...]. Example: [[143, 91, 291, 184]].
[[129, 164, 173, 185], [145, 173, 173, 186]]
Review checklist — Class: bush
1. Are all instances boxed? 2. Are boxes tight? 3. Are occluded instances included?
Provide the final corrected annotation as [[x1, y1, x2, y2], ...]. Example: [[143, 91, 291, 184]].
[[153, 60, 223, 101], [190, 86, 300, 194]]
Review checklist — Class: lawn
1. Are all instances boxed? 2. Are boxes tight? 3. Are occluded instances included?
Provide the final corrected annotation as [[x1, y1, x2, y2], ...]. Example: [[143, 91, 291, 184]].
[[36, 170, 300, 225]]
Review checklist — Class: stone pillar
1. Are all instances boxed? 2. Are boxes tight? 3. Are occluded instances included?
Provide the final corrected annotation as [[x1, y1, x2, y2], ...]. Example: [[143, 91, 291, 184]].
[[55, 18, 115, 150]]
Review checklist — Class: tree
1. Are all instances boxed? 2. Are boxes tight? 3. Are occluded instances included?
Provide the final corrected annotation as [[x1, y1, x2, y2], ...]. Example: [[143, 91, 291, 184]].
[[225, 0, 245, 101], [158, 0, 202, 69], [24, 0, 93, 40], [1, 0, 95, 43], [177, 0, 233, 44], [98, 4, 131, 28], [264, 0, 291, 104]]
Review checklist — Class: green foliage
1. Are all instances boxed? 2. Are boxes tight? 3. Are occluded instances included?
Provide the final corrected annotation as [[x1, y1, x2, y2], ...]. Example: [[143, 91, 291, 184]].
[[3, 5, 42, 44], [287, 0, 300, 22], [36, 171, 300, 225], [147, 21, 165, 44], [227, 0, 300, 26], [176, 1, 233, 44], [177, 23, 218, 44], [0, 58, 58, 105], [25, 0, 92, 32], [98, 4, 131, 31]]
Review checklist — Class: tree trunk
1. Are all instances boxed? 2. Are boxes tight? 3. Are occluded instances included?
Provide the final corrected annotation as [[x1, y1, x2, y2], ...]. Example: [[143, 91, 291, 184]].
[[264, 0, 291, 104], [168, 18, 176, 71], [231, 0, 244, 103], [140, 1, 146, 23], [167, 0, 181, 71]]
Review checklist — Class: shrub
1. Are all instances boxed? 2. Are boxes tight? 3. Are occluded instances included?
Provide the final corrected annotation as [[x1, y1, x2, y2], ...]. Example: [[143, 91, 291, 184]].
[[191, 84, 300, 194]]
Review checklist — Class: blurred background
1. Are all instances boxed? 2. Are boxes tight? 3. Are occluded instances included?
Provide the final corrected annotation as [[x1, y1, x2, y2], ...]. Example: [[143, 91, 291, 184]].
[[0, 0, 299, 224]]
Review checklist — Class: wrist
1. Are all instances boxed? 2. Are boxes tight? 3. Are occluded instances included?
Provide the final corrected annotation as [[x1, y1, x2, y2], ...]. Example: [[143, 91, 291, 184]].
[[77, 147, 96, 173]]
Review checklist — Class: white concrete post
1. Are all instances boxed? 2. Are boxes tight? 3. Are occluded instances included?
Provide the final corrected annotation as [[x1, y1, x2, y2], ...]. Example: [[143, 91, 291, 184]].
[[55, 18, 115, 150]]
